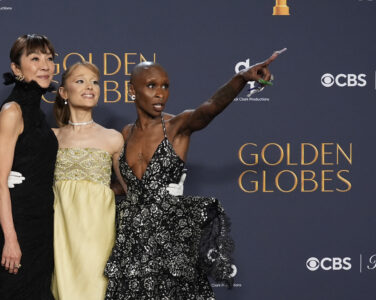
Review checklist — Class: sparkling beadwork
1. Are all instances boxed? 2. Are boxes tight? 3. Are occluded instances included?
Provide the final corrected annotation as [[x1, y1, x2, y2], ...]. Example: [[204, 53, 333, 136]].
[[54, 148, 112, 186]]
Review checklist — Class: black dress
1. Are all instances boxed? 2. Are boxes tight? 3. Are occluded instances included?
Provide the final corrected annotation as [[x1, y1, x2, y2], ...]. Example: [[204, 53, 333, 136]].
[[0, 76, 58, 300], [105, 116, 235, 300]]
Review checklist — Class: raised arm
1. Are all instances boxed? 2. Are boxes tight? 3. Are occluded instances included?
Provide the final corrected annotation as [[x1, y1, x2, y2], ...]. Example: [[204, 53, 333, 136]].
[[0, 102, 23, 274], [175, 50, 283, 135]]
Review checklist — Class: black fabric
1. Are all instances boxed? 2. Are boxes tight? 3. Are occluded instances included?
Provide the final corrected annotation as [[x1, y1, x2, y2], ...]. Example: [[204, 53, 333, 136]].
[[105, 115, 235, 300], [0, 78, 58, 300]]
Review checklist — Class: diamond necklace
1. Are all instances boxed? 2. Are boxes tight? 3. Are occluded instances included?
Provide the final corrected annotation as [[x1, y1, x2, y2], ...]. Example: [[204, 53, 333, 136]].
[[68, 120, 94, 126]]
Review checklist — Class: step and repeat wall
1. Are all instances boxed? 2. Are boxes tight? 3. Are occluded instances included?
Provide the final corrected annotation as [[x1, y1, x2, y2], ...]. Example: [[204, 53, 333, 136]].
[[1, 1, 375, 299]]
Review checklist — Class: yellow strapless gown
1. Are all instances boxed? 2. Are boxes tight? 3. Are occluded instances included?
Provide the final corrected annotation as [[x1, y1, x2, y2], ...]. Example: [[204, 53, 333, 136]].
[[51, 148, 115, 300]]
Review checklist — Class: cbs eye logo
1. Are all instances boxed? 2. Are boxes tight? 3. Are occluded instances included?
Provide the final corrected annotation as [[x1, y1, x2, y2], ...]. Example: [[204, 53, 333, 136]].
[[321, 73, 367, 87], [306, 257, 352, 271], [306, 257, 320, 271], [321, 74, 335, 87]]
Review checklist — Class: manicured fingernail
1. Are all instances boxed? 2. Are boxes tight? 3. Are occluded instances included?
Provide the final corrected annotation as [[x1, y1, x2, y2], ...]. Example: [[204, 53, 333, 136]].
[[258, 79, 273, 86]]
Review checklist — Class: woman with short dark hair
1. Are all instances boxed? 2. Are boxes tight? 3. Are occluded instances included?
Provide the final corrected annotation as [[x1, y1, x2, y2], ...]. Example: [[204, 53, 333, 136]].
[[0, 34, 57, 300]]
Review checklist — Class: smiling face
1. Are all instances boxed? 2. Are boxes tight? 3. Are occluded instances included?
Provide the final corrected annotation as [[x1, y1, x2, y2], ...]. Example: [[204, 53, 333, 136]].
[[59, 65, 100, 109], [130, 65, 170, 117], [11, 49, 55, 88]]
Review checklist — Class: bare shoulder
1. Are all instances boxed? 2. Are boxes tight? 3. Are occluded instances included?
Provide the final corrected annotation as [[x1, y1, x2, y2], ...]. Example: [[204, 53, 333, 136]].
[[162, 112, 175, 121], [0, 101, 21, 116], [121, 123, 133, 139], [97, 126, 124, 150], [0, 102, 23, 131], [51, 127, 59, 136], [52, 124, 70, 136], [103, 127, 123, 142], [50, 126, 69, 144]]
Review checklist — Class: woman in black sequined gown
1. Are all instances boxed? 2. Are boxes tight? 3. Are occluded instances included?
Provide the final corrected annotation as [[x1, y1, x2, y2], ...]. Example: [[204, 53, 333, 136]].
[[0, 35, 57, 300], [105, 55, 281, 299]]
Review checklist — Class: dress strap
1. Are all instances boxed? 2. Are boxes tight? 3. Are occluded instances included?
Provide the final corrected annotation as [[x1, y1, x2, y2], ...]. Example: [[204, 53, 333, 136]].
[[161, 114, 167, 138]]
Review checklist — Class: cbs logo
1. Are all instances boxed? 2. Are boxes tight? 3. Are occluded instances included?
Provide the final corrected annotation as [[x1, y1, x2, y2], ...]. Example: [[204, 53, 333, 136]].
[[306, 257, 352, 271], [321, 73, 367, 87]]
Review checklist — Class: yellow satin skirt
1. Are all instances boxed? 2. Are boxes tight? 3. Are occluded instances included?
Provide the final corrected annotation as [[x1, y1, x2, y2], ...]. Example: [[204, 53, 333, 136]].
[[51, 180, 115, 300]]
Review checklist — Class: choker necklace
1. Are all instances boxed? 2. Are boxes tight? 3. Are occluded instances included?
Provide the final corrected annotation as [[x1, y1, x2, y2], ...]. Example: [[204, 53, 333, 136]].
[[68, 120, 94, 126]]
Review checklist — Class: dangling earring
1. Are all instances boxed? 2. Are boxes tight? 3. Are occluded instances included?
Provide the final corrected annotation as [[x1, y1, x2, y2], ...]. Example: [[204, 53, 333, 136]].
[[64, 99, 68, 105], [15, 74, 24, 81], [130, 95, 136, 101]]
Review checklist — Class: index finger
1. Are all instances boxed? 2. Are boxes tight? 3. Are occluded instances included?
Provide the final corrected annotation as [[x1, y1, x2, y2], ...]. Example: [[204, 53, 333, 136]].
[[263, 48, 287, 66]]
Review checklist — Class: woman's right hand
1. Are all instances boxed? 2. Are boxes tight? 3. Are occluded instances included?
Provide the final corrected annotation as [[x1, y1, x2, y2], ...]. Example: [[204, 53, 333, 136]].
[[1, 238, 22, 274]]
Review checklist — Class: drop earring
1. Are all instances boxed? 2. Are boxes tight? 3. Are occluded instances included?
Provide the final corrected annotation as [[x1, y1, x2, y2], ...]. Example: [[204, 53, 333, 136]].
[[64, 99, 68, 105]]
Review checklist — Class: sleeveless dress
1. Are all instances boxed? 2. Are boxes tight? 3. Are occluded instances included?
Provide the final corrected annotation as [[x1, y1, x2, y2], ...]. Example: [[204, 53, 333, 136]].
[[105, 116, 235, 300], [52, 148, 116, 300], [0, 76, 58, 300]]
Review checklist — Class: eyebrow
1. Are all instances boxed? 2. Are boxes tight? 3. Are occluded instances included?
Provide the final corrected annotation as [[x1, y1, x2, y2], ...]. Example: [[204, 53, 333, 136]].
[[145, 76, 169, 81], [73, 74, 99, 79], [27, 51, 52, 56]]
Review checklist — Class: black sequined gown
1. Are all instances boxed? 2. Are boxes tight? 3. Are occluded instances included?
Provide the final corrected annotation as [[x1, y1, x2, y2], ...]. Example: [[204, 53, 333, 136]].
[[105, 116, 235, 300], [0, 77, 58, 300]]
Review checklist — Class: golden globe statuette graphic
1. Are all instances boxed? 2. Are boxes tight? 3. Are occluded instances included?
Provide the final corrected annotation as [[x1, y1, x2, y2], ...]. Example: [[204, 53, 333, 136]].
[[273, 0, 290, 16]]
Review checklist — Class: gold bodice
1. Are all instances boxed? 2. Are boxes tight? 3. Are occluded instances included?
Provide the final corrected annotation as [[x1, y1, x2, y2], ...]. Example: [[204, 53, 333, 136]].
[[54, 148, 112, 186]]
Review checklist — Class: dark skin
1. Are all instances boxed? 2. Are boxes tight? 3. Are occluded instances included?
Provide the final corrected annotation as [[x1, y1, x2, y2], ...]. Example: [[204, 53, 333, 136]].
[[125, 52, 280, 180]]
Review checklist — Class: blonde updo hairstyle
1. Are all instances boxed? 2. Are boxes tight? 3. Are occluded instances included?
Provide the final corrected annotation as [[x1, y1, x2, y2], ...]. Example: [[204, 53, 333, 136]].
[[54, 61, 100, 127]]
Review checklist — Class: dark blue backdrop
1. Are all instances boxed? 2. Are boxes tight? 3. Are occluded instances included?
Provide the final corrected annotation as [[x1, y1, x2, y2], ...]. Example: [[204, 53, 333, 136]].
[[1, 1, 375, 299]]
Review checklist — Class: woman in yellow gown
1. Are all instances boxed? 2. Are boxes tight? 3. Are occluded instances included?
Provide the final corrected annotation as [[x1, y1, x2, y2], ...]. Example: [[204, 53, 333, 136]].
[[52, 148, 116, 299], [50, 61, 184, 300], [51, 62, 125, 300]]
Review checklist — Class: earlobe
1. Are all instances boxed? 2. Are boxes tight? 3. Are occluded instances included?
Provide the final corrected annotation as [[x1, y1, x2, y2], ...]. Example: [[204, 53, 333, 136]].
[[129, 84, 136, 101], [10, 62, 21, 76], [59, 86, 68, 100], [129, 84, 135, 95]]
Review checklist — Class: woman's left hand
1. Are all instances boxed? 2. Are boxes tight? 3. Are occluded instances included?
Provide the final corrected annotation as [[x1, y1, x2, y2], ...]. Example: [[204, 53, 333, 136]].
[[166, 173, 187, 196], [240, 48, 286, 83], [7, 171, 25, 188]]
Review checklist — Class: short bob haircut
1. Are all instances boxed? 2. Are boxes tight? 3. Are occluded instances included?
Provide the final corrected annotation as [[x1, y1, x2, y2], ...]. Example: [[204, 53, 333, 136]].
[[10, 34, 55, 66]]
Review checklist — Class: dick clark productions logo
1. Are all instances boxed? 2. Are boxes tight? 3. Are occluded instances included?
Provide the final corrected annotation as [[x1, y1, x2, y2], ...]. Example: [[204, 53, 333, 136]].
[[306, 257, 352, 271]]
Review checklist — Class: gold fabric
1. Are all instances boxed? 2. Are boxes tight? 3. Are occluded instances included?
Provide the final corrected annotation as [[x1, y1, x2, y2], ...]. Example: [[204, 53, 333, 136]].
[[54, 148, 112, 186], [52, 148, 115, 300]]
